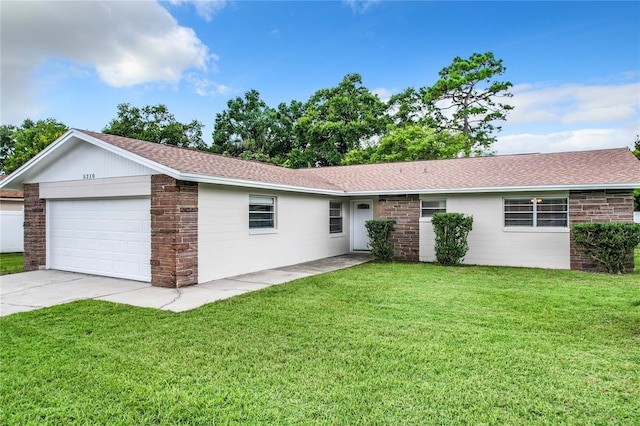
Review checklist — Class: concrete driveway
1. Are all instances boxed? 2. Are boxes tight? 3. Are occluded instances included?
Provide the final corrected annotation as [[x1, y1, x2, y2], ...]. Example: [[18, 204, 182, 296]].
[[0, 254, 369, 316]]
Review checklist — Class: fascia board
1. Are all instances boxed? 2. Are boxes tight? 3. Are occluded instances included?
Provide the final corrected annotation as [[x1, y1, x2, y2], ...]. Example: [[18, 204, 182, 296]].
[[343, 183, 640, 196], [78, 131, 181, 179], [179, 172, 346, 196], [0, 129, 77, 190]]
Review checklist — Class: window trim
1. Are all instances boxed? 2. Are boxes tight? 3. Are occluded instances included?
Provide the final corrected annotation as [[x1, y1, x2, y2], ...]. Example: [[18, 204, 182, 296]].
[[249, 195, 276, 233], [420, 199, 447, 220], [329, 201, 343, 234], [503, 197, 568, 229]]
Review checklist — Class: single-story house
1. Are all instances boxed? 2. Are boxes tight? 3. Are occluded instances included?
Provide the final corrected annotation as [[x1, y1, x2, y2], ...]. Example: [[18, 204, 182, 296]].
[[1, 129, 639, 287], [0, 175, 24, 253]]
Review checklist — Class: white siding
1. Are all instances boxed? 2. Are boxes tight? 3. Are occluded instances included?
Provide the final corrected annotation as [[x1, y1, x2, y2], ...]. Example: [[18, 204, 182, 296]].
[[26, 141, 156, 183], [0, 210, 24, 253], [198, 185, 351, 282], [40, 176, 150, 199], [419, 193, 570, 269]]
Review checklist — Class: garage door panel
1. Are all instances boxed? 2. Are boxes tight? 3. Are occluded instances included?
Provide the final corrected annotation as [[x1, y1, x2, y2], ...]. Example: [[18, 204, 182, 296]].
[[49, 198, 151, 282]]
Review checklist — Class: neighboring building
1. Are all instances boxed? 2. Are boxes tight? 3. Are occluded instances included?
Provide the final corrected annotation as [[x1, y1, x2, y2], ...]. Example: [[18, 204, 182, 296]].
[[0, 176, 24, 253], [1, 129, 639, 286]]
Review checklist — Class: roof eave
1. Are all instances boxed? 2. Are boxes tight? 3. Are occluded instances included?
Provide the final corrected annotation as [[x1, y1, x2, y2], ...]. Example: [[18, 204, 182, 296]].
[[179, 172, 346, 196], [343, 183, 640, 196]]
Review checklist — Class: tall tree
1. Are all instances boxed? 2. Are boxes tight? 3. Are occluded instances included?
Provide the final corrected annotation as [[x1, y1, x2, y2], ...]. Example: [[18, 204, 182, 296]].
[[211, 91, 304, 163], [103, 103, 206, 150], [422, 52, 513, 155], [294, 73, 390, 167], [342, 124, 469, 165], [2, 119, 68, 174], [211, 90, 276, 156], [0, 124, 17, 174]]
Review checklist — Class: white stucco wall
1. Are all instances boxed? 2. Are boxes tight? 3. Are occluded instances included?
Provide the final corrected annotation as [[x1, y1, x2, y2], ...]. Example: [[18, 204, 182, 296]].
[[198, 184, 351, 282], [419, 192, 570, 269]]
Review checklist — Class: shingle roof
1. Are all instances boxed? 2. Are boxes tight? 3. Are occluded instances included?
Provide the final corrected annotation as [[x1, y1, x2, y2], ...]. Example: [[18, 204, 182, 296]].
[[84, 130, 640, 194], [83, 131, 342, 191], [300, 148, 640, 192]]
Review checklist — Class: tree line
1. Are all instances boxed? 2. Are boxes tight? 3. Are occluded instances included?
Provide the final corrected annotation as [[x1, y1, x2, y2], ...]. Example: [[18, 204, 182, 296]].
[[1, 52, 513, 175]]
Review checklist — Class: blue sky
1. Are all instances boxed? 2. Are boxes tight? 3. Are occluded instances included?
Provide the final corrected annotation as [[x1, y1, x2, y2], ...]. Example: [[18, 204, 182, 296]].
[[1, 0, 639, 155]]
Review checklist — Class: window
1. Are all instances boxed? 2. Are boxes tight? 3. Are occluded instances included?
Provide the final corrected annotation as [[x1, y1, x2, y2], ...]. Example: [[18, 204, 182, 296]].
[[330, 202, 343, 234], [249, 195, 275, 229], [421, 199, 446, 218], [504, 197, 568, 227]]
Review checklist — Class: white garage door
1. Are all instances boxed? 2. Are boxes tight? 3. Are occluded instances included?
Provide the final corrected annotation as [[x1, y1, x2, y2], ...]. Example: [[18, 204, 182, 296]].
[[48, 198, 151, 282]]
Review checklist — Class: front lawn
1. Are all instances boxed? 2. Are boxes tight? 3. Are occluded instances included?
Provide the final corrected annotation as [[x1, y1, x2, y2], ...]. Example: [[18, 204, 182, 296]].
[[1, 262, 639, 424], [0, 252, 23, 275]]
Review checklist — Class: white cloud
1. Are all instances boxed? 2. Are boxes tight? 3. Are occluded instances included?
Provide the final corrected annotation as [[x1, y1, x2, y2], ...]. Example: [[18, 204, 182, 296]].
[[509, 82, 639, 125], [187, 74, 234, 97], [343, 0, 380, 14], [495, 128, 637, 155], [0, 0, 215, 124], [371, 87, 395, 103], [169, 0, 227, 22]]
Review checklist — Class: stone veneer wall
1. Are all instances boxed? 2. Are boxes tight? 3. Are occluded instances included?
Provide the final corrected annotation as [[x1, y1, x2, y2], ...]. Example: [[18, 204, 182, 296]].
[[377, 194, 420, 262], [23, 183, 46, 271], [151, 175, 198, 287], [569, 189, 635, 272]]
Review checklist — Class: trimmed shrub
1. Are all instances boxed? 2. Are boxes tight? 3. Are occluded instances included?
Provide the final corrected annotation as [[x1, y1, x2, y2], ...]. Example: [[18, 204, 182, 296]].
[[573, 222, 640, 274], [432, 213, 473, 266], [365, 219, 396, 262]]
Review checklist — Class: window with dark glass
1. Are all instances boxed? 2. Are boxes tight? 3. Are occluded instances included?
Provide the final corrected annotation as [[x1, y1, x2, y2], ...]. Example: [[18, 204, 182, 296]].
[[249, 196, 275, 229], [421, 199, 446, 218], [329, 201, 343, 234], [504, 197, 568, 227]]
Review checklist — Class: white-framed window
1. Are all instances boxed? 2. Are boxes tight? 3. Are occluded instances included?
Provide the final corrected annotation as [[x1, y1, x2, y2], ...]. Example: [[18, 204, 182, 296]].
[[504, 197, 568, 227], [249, 195, 276, 229], [329, 201, 343, 234], [421, 199, 446, 219]]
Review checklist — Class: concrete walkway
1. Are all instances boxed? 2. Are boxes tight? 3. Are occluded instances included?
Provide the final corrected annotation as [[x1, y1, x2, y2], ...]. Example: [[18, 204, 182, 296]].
[[0, 254, 370, 316]]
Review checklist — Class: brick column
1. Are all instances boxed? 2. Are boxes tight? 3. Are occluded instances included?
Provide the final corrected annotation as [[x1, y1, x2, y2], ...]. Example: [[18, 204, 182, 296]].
[[569, 189, 635, 272], [150, 175, 198, 288], [23, 183, 46, 271], [378, 194, 420, 262]]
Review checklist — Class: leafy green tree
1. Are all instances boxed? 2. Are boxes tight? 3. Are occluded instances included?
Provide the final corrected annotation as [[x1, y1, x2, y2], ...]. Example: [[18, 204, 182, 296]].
[[103, 103, 206, 150], [422, 52, 513, 155], [386, 87, 427, 126], [295, 73, 390, 166], [0, 124, 17, 174], [211, 90, 277, 156], [342, 124, 469, 165], [3, 119, 68, 174]]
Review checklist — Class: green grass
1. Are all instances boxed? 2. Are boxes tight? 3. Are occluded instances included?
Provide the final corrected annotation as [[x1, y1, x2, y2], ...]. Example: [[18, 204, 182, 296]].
[[1, 261, 639, 425], [0, 252, 23, 275]]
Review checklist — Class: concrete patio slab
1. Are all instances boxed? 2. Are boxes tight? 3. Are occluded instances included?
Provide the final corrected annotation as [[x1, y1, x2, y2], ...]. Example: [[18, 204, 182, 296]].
[[1, 253, 370, 316]]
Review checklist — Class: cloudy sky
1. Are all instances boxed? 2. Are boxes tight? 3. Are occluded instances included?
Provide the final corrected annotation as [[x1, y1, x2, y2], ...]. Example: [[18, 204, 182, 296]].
[[1, 0, 638, 155]]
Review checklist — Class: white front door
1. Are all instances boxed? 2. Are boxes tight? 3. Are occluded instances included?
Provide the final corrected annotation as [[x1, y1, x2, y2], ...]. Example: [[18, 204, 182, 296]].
[[352, 200, 373, 251]]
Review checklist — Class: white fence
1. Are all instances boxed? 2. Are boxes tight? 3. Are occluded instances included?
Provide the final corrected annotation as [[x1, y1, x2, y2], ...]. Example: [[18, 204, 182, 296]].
[[635, 212, 640, 223], [0, 210, 24, 253]]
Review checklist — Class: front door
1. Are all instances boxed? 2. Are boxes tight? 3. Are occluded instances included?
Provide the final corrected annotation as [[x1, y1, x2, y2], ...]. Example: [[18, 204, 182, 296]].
[[352, 200, 373, 251]]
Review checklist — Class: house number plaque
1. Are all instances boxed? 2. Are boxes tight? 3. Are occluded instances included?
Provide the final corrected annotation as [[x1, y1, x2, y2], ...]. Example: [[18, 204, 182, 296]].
[[83, 173, 95, 179]]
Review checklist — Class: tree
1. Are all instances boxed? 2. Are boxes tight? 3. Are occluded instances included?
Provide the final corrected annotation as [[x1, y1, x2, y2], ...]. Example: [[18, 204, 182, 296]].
[[103, 103, 206, 150], [342, 124, 469, 165], [211, 90, 276, 156], [295, 73, 390, 167], [2, 119, 68, 174], [0, 124, 17, 174], [422, 52, 513, 155], [386, 87, 427, 126]]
